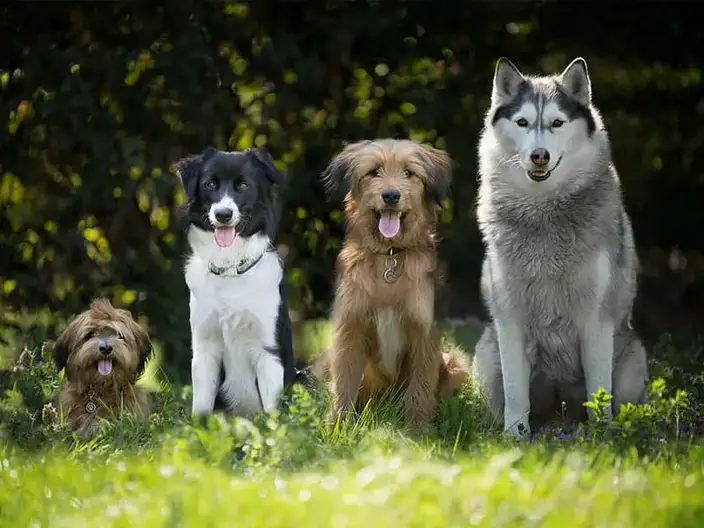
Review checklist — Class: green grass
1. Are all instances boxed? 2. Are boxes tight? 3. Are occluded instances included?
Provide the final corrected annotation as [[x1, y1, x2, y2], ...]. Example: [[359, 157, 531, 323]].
[[1, 320, 703, 527]]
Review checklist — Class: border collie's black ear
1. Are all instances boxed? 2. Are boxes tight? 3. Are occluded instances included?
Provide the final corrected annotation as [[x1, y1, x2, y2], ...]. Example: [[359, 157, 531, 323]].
[[171, 147, 217, 199], [417, 143, 452, 208], [248, 149, 285, 185], [321, 140, 371, 202]]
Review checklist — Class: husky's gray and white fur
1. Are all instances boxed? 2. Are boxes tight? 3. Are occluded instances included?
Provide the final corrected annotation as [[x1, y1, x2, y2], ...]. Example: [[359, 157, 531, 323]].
[[473, 57, 648, 439]]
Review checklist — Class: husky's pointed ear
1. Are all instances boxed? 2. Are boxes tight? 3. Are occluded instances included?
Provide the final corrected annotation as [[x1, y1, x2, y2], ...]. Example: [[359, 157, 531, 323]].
[[417, 143, 452, 208], [321, 140, 371, 201], [248, 149, 285, 185], [171, 147, 216, 200], [492, 57, 525, 103], [559, 57, 592, 106]]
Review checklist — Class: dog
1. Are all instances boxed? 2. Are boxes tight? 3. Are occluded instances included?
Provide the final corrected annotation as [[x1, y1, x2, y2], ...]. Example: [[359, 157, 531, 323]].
[[321, 138, 469, 428], [53, 298, 153, 436], [172, 147, 295, 418], [473, 57, 648, 439]]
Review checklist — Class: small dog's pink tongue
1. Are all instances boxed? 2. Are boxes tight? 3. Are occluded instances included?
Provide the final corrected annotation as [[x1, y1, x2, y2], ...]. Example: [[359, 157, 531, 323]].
[[214, 227, 236, 248], [97, 359, 113, 376], [378, 211, 401, 239]]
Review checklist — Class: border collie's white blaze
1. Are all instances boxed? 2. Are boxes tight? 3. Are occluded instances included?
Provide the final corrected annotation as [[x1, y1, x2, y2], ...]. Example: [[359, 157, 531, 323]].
[[172, 147, 295, 418]]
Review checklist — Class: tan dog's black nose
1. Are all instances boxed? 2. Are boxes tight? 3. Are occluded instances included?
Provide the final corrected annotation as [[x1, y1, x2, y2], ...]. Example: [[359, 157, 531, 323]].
[[530, 148, 550, 166], [381, 189, 401, 205], [99, 342, 113, 355]]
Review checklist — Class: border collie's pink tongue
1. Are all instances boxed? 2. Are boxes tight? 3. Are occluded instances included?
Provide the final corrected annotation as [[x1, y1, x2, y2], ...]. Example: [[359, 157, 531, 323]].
[[97, 359, 113, 376], [214, 227, 236, 247], [378, 211, 401, 239]]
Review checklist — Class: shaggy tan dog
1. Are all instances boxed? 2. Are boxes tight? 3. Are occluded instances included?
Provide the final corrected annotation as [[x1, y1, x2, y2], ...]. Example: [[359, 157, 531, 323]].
[[321, 138, 469, 428], [53, 299, 153, 436]]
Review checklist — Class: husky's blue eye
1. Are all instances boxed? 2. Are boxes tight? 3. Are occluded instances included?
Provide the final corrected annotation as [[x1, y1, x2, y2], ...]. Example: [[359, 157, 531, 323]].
[[552, 119, 565, 128], [516, 118, 528, 127]]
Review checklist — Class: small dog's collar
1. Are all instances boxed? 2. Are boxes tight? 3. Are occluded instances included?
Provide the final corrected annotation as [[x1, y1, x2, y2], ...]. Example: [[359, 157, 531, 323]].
[[208, 248, 273, 277]]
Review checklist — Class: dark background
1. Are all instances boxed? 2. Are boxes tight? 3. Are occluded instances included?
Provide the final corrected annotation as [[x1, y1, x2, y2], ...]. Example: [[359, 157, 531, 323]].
[[1, 1, 703, 382]]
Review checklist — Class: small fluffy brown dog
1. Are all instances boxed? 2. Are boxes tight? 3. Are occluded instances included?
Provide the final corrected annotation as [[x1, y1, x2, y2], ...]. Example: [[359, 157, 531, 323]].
[[321, 138, 469, 428], [53, 299, 153, 436]]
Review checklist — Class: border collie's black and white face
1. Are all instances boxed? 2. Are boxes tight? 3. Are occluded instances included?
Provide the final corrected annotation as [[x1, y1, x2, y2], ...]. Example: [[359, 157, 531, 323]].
[[173, 147, 285, 246]]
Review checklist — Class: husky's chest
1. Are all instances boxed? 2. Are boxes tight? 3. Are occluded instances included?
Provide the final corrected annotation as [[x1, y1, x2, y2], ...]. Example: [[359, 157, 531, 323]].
[[374, 309, 405, 380]]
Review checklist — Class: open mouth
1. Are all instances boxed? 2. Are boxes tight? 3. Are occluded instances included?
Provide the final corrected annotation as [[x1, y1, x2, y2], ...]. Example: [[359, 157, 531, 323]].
[[213, 225, 236, 248], [376, 210, 406, 239], [97, 359, 113, 376], [527, 156, 563, 182]]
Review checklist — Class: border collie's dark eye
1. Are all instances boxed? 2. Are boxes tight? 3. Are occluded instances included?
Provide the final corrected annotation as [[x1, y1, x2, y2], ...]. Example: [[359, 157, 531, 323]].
[[403, 169, 413, 178], [552, 119, 565, 128], [516, 118, 529, 127], [237, 182, 249, 191], [205, 180, 217, 190]]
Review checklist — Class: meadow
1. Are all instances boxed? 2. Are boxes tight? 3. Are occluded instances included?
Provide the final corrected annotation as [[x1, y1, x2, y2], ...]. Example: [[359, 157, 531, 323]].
[[1, 319, 703, 527]]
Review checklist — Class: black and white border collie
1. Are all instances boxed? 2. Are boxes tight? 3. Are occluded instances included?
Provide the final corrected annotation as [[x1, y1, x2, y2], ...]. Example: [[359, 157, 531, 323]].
[[172, 147, 295, 417]]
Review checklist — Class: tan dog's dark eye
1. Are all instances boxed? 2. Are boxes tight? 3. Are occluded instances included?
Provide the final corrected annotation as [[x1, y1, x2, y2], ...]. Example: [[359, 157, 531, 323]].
[[403, 169, 413, 178], [237, 182, 249, 191], [370, 168, 380, 177], [85, 332, 94, 340], [205, 180, 217, 190], [117, 333, 125, 340]]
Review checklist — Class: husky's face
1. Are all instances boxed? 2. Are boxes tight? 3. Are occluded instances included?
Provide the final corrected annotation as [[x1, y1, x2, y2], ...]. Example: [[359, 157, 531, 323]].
[[488, 57, 597, 184]]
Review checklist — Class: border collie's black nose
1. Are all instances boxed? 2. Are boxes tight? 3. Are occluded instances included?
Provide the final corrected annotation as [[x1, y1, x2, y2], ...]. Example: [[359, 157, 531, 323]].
[[99, 343, 112, 355], [214, 208, 233, 224], [530, 148, 550, 166], [382, 189, 401, 205]]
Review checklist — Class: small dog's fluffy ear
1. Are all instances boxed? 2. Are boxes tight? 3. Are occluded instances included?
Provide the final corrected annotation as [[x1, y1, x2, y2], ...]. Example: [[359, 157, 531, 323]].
[[321, 140, 371, 201], [248, 149, 285, 185], [417, 144, 452, 208], [127, 317, 153, 376], [172, 147, 217, 199], [53, 314, 84, 372]]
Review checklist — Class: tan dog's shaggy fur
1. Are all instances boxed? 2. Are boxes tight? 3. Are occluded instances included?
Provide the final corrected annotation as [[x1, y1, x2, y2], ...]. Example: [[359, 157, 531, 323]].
[[53, 299, 153, 436], [321, 138, 469, 428]]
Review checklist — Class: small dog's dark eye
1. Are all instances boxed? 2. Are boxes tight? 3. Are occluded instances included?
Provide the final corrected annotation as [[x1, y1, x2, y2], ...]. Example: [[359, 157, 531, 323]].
[[370, 168, 381, 177], [205, 180, 217, 190], [237, 182, 249, 191], [403, 169, 413, 178], [117, 333, 125, 340], [516, 118, 529, 127], [552, 119, 565, 128], [85, 332, 94, 340]]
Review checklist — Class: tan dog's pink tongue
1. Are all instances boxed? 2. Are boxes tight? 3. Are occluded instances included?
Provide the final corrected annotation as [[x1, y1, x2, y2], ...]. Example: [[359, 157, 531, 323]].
[[97, 359, 113, 376], [214, 227, 236, 247], [378, 211, 401, 239]]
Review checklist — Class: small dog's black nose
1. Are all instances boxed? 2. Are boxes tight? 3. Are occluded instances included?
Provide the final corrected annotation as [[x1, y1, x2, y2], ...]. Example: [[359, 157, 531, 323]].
[[214, 208, 233, 224], [99, 343, 112, 355], [530, 148, 550, 166], [381, 189, 401, 206]]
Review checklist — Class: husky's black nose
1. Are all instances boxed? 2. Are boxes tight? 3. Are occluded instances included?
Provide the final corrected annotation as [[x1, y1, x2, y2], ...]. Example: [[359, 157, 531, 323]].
[[382, 189, 401, 205], [214, 208, 233, 224], [530, 148, 550, 166]]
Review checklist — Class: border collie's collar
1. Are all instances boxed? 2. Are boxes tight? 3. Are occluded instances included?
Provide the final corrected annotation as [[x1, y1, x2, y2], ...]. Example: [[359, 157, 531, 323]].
[[208, 248, 273, 277]]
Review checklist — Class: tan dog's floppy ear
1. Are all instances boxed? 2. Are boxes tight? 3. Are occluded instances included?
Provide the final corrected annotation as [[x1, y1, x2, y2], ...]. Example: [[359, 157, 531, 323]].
[[247, 149, 285, 185], [321, 140, 371, 201], [417, 144, 452, 208], [172, 146, 217, 200]]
